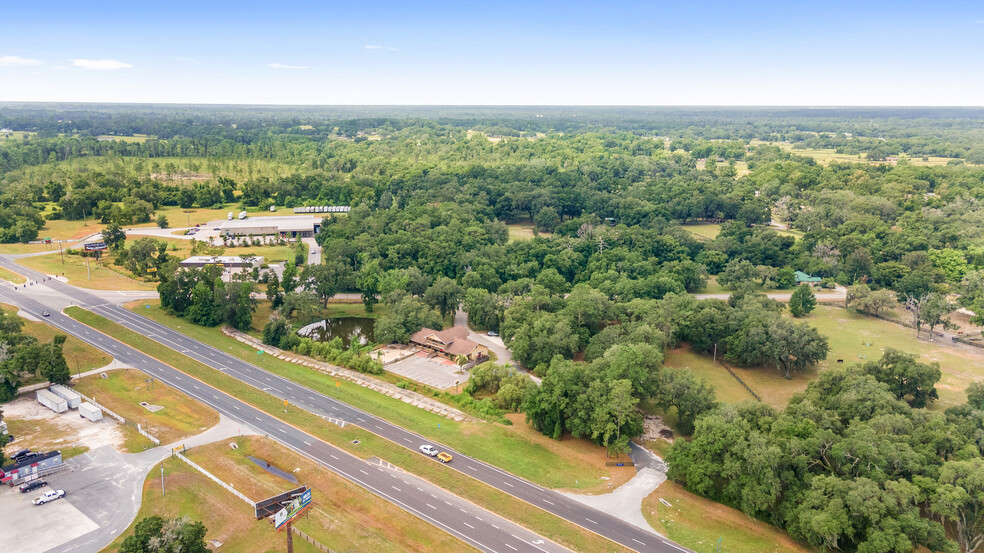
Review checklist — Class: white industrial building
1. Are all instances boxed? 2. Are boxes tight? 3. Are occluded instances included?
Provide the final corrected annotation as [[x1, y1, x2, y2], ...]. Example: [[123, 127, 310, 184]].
[[219, 215, 324, 238], [179, 256, 264, 269]]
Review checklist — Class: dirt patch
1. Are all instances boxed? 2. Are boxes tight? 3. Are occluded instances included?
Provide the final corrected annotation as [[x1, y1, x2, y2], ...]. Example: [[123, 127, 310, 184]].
[[2, 395, 124, 454], [639, 414, 674, 444]]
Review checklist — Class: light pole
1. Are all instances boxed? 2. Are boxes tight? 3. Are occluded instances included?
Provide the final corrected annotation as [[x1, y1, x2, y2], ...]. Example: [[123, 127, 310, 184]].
[[75, 354, 80, 379], [161, 464, 165, 497]]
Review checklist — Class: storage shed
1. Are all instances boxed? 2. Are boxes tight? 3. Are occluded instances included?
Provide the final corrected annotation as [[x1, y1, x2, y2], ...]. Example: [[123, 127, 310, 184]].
[[49, 384, 82, 409], [36, 389, 68, 413], [78, 402, 103, 422]]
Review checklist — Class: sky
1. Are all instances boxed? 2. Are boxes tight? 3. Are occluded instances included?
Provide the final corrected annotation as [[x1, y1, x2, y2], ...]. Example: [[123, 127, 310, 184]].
[[1, 0, 982, 106]]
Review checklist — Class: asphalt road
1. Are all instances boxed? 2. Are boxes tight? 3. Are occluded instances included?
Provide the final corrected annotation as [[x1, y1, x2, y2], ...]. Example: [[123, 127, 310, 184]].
[[0, 257, 692, 553], [0, 283, 572, 553]]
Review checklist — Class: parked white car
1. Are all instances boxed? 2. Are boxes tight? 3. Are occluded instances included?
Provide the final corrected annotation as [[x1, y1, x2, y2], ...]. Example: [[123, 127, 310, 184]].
[[33, 489, 66, 505], [419, 444, 438, 457]]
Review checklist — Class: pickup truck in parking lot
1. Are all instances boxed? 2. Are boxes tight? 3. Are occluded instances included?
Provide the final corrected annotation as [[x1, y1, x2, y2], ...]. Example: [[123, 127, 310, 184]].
[[19, 480, 47, 493], [33, 490, 66, 505]]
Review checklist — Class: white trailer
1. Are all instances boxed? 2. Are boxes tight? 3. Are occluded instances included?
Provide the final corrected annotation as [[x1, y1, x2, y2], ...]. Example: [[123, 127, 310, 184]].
[[227, 212, 234, 220], [48, 384, 82, 409], [78, 402, 103, 422], [37, 389, 68, 413]]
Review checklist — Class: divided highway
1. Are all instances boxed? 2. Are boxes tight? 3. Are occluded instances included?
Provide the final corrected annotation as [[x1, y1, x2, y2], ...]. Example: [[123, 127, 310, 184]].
[[0, 283, 570, 553], [0, 257, 693, 553]]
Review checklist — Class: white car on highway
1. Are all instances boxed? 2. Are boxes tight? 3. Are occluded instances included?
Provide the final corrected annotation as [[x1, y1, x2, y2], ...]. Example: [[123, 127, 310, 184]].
[[419, 445, 438, 457], [33, 489, 66, 505]]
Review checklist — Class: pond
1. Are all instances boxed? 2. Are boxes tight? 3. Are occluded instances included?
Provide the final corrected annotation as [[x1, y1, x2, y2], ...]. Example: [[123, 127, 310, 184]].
[[296, 317, 376, 347]]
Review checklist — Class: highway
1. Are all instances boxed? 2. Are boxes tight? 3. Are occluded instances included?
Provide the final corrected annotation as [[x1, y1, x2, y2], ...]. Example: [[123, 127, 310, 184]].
[[0, 257, 692, 553]]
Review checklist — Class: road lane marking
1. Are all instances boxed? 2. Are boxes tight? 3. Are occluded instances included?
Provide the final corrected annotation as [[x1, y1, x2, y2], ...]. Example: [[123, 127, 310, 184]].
[[542, 499, 554, 505], [467, 465, 477, 472], [391, 486, 401, 492], [426, 503, 436, 509], [359, 470, 369, 475], [329, 455, 339, 460], [505, 545, 517, 551], [503, 481, 514, 487], [463, 522, 474, 529], [633, 538, 646, 546], [585, 517, 597, 524]]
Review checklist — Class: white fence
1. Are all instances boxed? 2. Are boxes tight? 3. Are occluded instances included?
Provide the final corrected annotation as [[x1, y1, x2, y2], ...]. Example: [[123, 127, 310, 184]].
[[76, 391, 161, 445], [174, 451, 255, 507]]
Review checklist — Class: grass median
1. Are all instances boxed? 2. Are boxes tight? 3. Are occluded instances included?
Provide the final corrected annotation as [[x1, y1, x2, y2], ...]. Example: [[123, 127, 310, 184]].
[[127, 300, 620, 491], [68, 306, 632, 553]]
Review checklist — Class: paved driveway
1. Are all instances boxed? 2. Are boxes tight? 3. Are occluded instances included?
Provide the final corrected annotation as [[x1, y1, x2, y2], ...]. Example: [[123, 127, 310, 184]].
[[387, 352, 466, 389]]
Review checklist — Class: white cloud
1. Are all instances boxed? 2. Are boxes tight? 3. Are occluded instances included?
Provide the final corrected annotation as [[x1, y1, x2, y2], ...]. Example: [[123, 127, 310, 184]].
[[0, 55, 42, 67], [71, 59, 132, 70], [364, 45, 399, 51], [268, 63, 309, 70]]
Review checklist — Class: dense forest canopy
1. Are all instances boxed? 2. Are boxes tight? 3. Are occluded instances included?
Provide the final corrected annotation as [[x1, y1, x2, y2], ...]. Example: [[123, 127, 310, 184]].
[[6, 104, 984, 552]]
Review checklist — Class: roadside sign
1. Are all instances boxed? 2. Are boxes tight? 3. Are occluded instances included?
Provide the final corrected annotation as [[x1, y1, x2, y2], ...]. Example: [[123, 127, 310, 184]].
[[275, 488, 312, 531], [84, 242, 107, 251], [283, 399, 288, 406], [147, 267, 158, 273], [44, 237, 51, 244], [335, 381, 340, 387]]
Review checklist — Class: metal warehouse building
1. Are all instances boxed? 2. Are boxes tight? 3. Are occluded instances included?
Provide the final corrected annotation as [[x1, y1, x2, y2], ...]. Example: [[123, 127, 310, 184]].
[[219, 215, 324, 238]]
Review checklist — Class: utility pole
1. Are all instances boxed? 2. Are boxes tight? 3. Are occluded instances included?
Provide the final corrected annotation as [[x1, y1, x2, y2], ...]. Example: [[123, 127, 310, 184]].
[[58, 241, 64, 265], [75, 354, 80, 379], [713, 342, 718, 366], [286, 521, 293, 553], [85, 255, 91, 281], [161, 464, 165, 497]]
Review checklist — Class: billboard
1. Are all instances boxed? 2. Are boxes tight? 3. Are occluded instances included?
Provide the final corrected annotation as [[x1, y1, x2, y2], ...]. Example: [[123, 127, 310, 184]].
[[84, 242, 107, 251], [274, 488, 312, 531], [255, 486, 307, 519]]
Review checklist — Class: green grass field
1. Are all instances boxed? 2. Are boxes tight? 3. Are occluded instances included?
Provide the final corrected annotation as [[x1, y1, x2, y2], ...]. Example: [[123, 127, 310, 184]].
[[17, 252, 157, 291], [0, 266, 25, 284], [101, 457, 311, 553], [186, 436, 477, 553], [680, 224, 721, 241], [804, 306, 984, 408], [67, 306, 631, 553], [755, 141, 961, 167], [73, 368, 220, 447], [668, 306, 984, 412], [643, 482, 813, 553]]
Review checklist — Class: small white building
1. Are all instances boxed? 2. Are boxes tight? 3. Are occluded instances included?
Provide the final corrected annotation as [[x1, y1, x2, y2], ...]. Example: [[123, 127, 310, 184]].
[[79, 402, 103, 422], [37, 389, 68, 413], [48, 384, 82, 409]]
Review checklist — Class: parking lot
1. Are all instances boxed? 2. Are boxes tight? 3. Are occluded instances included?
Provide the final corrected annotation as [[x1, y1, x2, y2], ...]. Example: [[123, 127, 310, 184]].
[[386, 351, 468, 389], [0, 478, 99, 553]]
